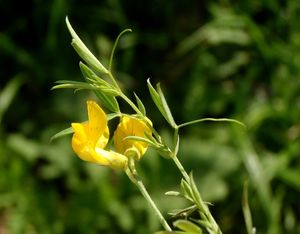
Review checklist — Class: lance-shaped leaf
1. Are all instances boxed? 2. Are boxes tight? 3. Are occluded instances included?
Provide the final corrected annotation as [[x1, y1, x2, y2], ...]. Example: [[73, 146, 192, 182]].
[[66, 17, 109, 75], [79, 62, 120, 112], [165, 191, 181, 197], [51, 80, 96, 91], [134, 92, 146, 116], [50, 126, 74, 142], [147, 79, 177, 128], [181, 179, 194, 202]]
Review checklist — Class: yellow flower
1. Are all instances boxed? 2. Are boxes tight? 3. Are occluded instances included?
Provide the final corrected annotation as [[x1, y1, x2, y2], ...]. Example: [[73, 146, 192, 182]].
[[114, 116, 152, 160], [71, 101, 128, 169]]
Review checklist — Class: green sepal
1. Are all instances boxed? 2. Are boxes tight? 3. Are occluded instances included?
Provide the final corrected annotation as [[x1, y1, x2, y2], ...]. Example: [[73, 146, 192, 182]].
[[66, 17, 109, 75], [173, 219, 202, 234]]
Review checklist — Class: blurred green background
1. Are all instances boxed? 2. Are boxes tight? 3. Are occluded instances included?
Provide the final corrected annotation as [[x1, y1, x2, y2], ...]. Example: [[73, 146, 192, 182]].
[[1, 0, 300, 233]]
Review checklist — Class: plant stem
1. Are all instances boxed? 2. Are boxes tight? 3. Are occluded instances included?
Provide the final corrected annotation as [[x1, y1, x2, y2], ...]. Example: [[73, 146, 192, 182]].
[[171, 130, 222, 234], [125, 168, 172, 231], [172, 155, 190, 182]]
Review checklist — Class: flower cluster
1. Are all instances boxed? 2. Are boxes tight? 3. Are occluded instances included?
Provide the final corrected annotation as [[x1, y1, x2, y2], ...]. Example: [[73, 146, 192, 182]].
[[71, 100, 151, 169]]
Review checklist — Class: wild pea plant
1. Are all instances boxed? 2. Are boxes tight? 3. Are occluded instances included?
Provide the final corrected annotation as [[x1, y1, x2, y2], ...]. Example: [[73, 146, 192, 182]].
[[52, 17, 246, 234]]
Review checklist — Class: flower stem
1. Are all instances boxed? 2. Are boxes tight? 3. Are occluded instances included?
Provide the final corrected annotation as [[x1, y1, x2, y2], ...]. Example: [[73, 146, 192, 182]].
[[125, 167, 172, 231]]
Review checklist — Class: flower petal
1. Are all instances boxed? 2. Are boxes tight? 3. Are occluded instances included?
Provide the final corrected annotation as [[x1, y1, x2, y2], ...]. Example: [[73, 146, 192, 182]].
[[87, 100, 107, 147], [114, 116, 152, 159], [95, 148, 128, 169], [72, 123, 96, 162]]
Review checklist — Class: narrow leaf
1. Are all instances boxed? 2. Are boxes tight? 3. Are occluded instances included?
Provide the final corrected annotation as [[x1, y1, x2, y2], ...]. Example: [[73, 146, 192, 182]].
[[156, 83, 177, 128], [181, 179, 194, 202], [147, 79, 177, 128], [134, 92, 146, 116], [93, 90, 120, 112], [79, 62, 107, 86], [189, 173, 203, 208], [51, 83, 95, 90], [50, 126, 74, 142], [165, 191, 181, 196], [124, 135, 156, 146], [147, 78, 162, 110], [66, 17, 108, 75], [0, 74, 24, 123], [107, 112, 121, 120]]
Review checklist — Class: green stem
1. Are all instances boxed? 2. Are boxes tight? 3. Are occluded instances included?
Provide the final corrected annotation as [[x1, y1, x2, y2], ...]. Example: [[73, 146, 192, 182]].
[[172, 155, 190, 182], [125, 167, 172, 231], [178, 118, 245, 129], [171, 130, 221, 234], [107, 71, 121, 92], [120, 93, 143, 115]]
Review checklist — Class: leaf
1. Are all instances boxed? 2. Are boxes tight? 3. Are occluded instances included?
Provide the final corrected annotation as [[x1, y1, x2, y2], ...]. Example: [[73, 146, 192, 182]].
[[147, 79, 177, 128], [168, 205, 197, 218], [0, 74, 24, 124], [147, 78, 161, 109], [156, 83, 176, 128], [51, 82, 95, 91], [173, 220, 202, 234], [50, 126, 74, 142], [107, 112, 121, 121], [189, 172, 203, 208], [93, 90, 120, 112], [124, 135, 157, 146], [79, 62, 119, 112], [66, 17, 109, 75], [180, 179, 194, 202], [79, 62, 109, 87], [165, 191, 181, 196], [134, 92, 146, 116]]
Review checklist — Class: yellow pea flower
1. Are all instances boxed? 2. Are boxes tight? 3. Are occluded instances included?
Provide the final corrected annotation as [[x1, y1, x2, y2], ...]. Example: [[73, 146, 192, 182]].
[[71, 101, 128, 170], [114, 116, 152, 160]]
